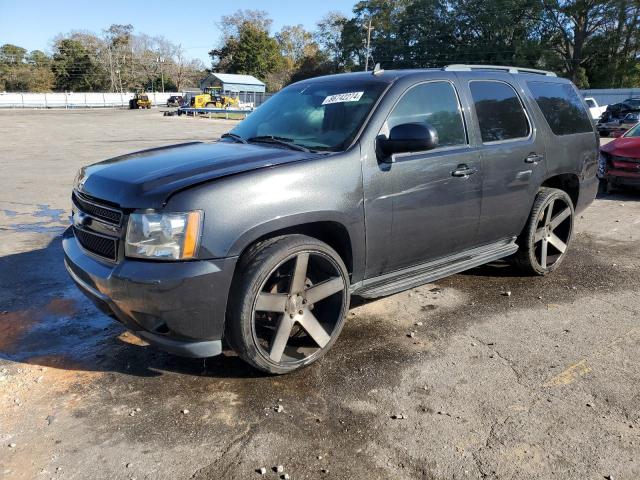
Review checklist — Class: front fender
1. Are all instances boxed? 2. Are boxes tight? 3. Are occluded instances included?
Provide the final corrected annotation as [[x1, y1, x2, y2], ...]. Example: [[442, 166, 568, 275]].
[[166, 149, 366, 282]]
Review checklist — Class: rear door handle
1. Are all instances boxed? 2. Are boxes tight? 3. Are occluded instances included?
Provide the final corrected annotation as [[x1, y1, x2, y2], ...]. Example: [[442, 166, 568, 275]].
[[525, 153, 545, 164], [451, 164, 478, 177]]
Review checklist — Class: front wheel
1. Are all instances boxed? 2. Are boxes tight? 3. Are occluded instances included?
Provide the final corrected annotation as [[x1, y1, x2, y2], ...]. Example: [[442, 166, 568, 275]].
[[226, 235, 350, 374], [513, 188, 574, 275]]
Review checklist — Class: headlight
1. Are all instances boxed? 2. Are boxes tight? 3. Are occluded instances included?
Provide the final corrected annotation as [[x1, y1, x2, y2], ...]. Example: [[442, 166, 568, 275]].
[[125, 211, 202, 260], [73, 168, 84, 190]]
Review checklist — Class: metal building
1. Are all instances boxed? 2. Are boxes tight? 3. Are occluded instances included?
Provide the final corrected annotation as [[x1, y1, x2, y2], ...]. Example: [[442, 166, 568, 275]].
[[199, 73, 266, 94]]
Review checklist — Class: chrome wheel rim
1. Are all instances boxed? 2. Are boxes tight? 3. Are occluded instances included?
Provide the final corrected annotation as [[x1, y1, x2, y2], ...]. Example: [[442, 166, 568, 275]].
[[533, 197, 572, 269], [251, 251, 348, 366]]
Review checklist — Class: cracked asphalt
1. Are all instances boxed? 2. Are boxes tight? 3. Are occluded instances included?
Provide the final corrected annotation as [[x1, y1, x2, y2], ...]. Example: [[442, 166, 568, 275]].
[[1, 109, 639, 480]]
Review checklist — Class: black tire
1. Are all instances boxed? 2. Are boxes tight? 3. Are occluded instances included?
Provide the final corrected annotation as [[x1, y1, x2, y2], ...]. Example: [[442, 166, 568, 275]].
[[226, 235, 350, 374], [513, 187, 574, 276]]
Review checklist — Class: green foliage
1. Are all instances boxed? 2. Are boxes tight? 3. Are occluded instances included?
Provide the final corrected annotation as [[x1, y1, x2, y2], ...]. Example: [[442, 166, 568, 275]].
[[52, 38, 108, 91], [0, 44, 54, 91], [211, 22, 285, 90]]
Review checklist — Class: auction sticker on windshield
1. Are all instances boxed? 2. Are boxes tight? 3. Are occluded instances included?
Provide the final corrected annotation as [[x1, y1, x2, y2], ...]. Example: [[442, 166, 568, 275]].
[[322, 92, 364, 105]]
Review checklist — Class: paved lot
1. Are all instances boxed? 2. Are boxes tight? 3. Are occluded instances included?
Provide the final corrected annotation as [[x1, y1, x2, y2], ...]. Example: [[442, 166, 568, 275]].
[[0, 109, 639, 480]]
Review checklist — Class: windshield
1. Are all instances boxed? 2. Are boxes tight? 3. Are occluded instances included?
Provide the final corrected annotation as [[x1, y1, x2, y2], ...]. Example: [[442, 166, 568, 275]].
[[624, 122, 640, 137], [230, 80, 388, 151]]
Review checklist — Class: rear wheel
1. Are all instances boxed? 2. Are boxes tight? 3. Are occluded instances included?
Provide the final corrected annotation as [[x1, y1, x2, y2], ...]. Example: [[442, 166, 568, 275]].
[[513, 188, 574, 275], [226, 235, 350, 374]]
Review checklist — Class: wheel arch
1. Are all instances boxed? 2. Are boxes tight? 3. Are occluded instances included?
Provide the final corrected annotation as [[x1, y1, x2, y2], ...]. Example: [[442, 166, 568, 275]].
[[229, 216, 358, 282], [541, 173, 580, 208]]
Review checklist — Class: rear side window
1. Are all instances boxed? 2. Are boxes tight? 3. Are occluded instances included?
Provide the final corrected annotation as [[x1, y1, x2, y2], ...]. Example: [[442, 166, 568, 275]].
[[469, 81, 530, 142], [527, 81, 593, 135], [385, 81, 467, 148]]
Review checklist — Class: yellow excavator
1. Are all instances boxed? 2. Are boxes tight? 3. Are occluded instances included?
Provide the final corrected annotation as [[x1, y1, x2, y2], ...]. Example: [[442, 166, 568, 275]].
[[190, 87, 239, 109]]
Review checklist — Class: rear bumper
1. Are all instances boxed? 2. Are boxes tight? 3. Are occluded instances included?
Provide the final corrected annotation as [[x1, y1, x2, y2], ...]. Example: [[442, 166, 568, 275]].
[[62, 226, 237, 358]]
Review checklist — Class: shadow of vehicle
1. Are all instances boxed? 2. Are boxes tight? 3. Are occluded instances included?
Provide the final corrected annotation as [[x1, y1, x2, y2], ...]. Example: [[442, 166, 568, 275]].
[[0, 236, 262, 379]]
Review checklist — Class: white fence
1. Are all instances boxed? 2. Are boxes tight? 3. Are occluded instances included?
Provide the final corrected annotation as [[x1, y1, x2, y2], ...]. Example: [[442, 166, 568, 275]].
[[0, 92, 181, 108]]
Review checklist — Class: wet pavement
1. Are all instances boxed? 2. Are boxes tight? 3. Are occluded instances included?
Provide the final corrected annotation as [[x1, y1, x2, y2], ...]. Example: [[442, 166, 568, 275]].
[[1, 110, 639, 480]]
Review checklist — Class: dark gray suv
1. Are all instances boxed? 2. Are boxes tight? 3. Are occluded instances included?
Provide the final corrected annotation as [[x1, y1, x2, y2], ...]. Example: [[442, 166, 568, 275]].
[[63, 65, 599, 374]]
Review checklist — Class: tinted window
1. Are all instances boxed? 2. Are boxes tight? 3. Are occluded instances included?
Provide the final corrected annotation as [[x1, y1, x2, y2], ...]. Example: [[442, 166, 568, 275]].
[[528, 81, 593, 135], [469, 81, 530, 142], [384, 81, 466, 147], [585, 99, 596, 108]]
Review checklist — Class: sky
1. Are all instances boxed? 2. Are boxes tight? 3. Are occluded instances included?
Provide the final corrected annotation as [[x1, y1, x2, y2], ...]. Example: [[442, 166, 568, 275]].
[[0, 0, 354, 65]]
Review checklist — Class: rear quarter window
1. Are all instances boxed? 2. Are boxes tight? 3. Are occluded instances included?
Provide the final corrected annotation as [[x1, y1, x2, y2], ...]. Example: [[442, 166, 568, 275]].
[[527, 81, 593, 135]]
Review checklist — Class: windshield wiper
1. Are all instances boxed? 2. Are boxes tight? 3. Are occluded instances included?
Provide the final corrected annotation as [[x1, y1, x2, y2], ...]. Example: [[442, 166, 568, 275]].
[[247, 135, 310, 152], [221, 132, 247, 144]]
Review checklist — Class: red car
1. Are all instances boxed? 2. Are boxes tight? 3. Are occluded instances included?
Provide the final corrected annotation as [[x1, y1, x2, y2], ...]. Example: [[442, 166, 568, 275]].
[[599, 122, 640, 192]]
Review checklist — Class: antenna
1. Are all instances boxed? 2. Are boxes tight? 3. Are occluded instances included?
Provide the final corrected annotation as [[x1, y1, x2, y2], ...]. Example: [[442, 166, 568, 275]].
[[372, 63, 384, 76]]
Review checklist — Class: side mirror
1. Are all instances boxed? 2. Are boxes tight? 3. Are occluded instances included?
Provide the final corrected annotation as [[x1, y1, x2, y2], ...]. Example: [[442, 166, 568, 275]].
[[378, 122, 439, 158]]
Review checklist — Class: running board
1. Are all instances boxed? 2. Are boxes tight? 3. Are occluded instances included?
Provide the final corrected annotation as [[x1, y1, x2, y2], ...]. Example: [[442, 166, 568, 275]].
[[351, 238, 518, 299]]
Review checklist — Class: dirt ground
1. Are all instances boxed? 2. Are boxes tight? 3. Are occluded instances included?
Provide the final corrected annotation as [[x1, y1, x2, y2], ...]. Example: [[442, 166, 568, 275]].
[[0, 109, 639, 480]]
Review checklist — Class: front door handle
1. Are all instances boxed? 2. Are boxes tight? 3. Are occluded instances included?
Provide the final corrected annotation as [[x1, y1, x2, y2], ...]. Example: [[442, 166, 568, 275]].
[[451, 164, 478, 177], [525, 153, 545, 164]]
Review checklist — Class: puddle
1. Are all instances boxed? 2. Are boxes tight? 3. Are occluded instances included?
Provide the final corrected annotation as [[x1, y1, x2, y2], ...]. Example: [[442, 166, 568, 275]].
[[7, 222, 67, 235], [1, 203, 68, 236], [0, 290, 115, 362], [32, 204, 66, 223]]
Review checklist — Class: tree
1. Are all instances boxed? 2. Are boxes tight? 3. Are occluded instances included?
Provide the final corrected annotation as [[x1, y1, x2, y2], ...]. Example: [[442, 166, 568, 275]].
[[0, 44, 27, 65], [218, 9, 273, 40], [539, 0, 619, 86], [0, 45, 54, 91], [52, 38, 108, 91], [210, 22, 284, 89], [276, 25, 318, 65], [395, 0, 455, 68], [316, 11, 348, 70]]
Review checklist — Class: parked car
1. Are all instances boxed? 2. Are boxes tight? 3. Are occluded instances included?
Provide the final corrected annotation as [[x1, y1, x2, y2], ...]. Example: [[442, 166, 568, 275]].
[[584, 97, 607, 120], [166, 95, 183, 107], [599, 121, 640, 192], [177, 92, 199, 115], [597, 111, 640, 137], [598, 97, 640, 125], [64, 65, 598, 374]]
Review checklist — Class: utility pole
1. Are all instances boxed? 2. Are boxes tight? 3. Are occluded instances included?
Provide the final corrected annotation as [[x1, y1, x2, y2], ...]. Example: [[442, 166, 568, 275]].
[[115, 69, 123, 93], [156, 56, 165, 92], [364, 18, 373, 72], [108, 46, 115, 92]]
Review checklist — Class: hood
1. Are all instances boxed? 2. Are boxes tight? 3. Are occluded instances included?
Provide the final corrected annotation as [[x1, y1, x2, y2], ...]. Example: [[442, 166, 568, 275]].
[[77, 141, 319, 208], [601, 137, 640, 159]]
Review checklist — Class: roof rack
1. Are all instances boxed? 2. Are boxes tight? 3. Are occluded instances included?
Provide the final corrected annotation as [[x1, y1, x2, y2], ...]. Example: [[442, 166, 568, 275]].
[[443, 64, 557, 77]]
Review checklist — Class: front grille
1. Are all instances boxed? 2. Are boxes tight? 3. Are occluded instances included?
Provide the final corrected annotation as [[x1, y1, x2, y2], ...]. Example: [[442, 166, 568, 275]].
[[74, 227, 117, 261], [612, 155, 640, 164], [72, 192, 122, 225]]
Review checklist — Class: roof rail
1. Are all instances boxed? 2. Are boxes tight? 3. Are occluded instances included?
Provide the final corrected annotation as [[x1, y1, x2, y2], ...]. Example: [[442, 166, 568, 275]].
[[443, 64, 557, 77]]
